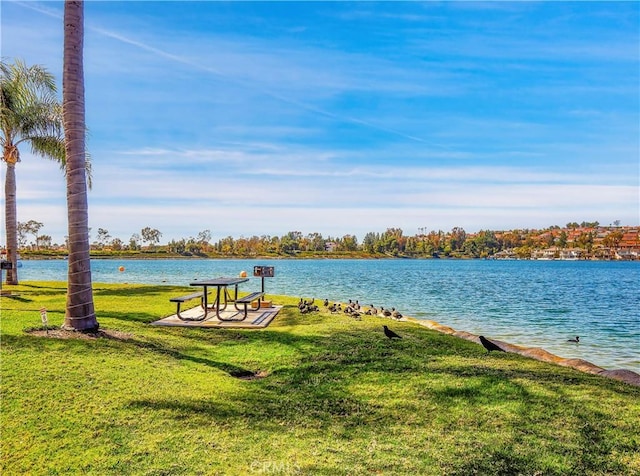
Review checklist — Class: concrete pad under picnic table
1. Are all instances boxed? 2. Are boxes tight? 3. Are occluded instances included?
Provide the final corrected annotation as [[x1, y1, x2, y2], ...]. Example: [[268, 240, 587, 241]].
[[151, 304, 282, 329]]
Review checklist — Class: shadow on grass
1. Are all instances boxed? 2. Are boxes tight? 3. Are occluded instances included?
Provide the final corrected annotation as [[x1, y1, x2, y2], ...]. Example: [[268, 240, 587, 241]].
[[4, 313, 639, 474], [0, 295, 33, 303], [127, 346, 382, 429], [97, 309, 162, 324], [122, 329, 637, 475], [2, 331, 132, 353], [129, 337, 260, 377], [442, 405, 631, 476], [92, 285, 181, 298], [7, 283, 63, 297], [446, 445, 542, 476], [16, 283, 62, 290], [428, 358, 639, 397]]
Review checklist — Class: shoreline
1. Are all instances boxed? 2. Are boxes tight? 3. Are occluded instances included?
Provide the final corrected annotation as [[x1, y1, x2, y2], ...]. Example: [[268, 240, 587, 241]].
[[404, 316, 640, 387]]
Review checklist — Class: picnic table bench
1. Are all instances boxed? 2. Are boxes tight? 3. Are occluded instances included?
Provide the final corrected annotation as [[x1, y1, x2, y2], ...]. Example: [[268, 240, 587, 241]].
[[170, 291, 205, 321], [233, 291, 265, 317]]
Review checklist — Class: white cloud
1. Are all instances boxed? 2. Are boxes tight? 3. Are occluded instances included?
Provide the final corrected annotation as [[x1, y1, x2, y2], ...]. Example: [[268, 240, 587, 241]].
[[9, 149, 636, 244]]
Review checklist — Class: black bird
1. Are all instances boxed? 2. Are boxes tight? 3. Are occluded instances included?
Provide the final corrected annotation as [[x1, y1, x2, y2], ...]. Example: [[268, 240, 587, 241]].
[[567, 336, 580, 343], [383, 325, 402, 339], [479, 335, 504, 353]]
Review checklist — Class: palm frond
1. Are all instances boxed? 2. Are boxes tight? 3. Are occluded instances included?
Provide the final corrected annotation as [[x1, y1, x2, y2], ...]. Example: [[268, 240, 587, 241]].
[[29, 136, 93, 189], [28, 135, 65, 162], [1, 59, 62, 151]]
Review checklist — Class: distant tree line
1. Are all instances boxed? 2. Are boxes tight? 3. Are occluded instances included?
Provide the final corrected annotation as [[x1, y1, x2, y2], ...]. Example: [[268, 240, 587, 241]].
[[12, 221, 639, 260]]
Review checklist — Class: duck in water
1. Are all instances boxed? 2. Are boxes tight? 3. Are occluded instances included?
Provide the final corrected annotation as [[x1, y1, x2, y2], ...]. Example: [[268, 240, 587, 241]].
[[567, 336, 580, 343]]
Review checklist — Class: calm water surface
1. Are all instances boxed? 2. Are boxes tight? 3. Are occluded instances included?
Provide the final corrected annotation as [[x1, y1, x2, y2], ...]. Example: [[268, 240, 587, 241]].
[[16, 258, 640, 373]]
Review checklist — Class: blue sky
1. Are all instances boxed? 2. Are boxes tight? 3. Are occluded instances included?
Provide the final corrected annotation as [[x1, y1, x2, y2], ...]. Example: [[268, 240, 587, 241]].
[[2, 1, 639, 244]]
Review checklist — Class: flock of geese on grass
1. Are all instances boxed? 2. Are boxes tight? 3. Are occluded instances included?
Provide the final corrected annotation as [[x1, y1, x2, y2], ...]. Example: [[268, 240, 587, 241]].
[[298, 297, 403, 321], [298, 297, 405, 339], [297, 297, 582, 348]]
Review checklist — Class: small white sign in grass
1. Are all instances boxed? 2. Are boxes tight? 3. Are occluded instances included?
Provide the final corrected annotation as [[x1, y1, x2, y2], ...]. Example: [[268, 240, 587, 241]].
[[39, 307, 48, 334]]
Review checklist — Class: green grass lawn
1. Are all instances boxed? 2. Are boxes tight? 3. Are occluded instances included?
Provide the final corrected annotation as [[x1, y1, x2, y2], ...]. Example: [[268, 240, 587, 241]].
[[2, 282, 639, 475]]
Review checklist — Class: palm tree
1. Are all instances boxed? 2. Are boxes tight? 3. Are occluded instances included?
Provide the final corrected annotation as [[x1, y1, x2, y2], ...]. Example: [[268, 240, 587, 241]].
[[62, 0, 98, 331], [1, 60, 65, 285]]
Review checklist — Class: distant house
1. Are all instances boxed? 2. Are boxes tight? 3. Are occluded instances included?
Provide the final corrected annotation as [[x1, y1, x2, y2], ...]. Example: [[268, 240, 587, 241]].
[[616, 230, 640, 260], [559, 248, 583, 260], [615, 249, 639, 260], [325, 242, 338, 252], [619, 231, 640, 249], [532, 247, 558, 260], [493, 249, 518, 260]]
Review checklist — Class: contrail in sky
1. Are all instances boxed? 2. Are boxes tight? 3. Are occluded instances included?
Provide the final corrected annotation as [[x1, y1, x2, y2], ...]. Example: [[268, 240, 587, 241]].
[[18, 0, 451, 147]]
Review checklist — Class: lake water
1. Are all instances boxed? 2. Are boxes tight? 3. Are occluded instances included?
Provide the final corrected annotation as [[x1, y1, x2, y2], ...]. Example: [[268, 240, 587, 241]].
[[15, 258, 640, 373]]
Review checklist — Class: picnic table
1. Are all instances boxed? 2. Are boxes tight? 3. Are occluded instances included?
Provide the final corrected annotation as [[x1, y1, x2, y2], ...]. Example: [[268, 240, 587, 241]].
[[184, 276, 264, 322]]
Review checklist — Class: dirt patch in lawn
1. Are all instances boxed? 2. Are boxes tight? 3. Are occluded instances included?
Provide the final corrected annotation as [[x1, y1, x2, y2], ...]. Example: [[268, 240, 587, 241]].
[[229, 369, 270, 380], [26, 327, 132, 341]]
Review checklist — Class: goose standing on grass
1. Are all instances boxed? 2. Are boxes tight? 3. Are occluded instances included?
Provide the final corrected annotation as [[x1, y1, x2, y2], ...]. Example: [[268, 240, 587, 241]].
[[299, 298, 318, 314], [391, 308, 403, 320]]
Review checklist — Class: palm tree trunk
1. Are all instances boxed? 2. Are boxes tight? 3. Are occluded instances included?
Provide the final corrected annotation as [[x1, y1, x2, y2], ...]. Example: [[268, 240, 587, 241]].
[[62, 0, 98, 331], [3, 156, 18, 285]]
